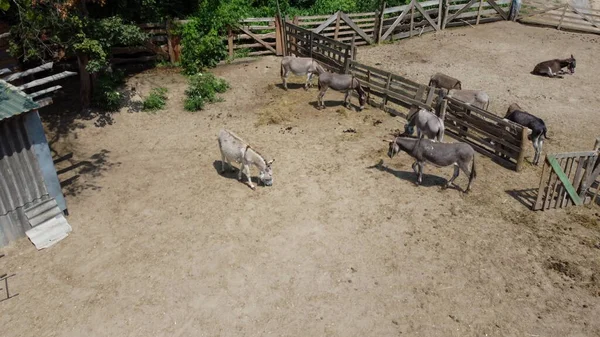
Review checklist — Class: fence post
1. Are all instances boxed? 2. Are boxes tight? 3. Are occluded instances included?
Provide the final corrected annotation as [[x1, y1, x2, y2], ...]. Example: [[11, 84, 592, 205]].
[[410, 1, 415, 38], [439, 98, 447, 120], [516, 127, 529, 172], [334, 12, 342, 40], [382, 73, 392, 109], [309, 31, 313, 58], [376, 2, 386, 43], [557, 5, 568, 30], [437, 0, 443, 30], [443, 0, 450, 29], [227, 27, 234, 58], [476, 0, 484, 25], [166, 19, 176, 63], [275, 15, 283, 56], [351, 33, 357, 61]]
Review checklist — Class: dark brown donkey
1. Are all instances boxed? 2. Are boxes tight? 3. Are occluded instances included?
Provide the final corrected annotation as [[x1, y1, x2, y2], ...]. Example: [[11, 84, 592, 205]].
[[531, 55, 576, 78]]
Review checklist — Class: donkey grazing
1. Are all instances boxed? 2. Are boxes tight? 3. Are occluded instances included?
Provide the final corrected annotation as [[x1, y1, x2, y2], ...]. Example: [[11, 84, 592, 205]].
[[445, 89, 490, 110], [280, 56, 326, 90], [504, 104, 549, 166], [404, 105, 445, 142], [428, 72, 462, 90], [218, 129, 275, 190], [532, 55, 576, 78], [317, 72, 366, 111], [384, 136, 476, 192]]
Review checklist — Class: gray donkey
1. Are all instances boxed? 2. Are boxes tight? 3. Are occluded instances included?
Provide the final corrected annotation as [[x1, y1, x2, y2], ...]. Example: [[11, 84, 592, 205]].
[[384, 136, 476, 192], [428, 72, 462, 90], [280, 56, 326, 90], [218, 129, 275, 190], [317, 72, 366, 110], [532, 54, 576, 78], [403, 105, 445, 142]]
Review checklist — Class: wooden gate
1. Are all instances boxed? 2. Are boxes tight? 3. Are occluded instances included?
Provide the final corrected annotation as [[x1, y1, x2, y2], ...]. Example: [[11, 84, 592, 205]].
[[443, 0, 511, 28], [533, 139, 600, 210], [380, 0, 442, 41], [518, 2, 600, 35]]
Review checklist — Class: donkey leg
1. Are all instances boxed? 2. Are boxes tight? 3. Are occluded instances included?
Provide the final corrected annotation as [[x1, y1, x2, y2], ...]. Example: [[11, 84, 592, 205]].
[[317, 87, 327, 109], [282, 70, 288, 90], [220, 152, 226, 173], [343, 90, 350, 108], [245, 165, 255, 190], [417, 162, 424, 186], [304, 73, 311, 90], [445, 164, 460, 189]]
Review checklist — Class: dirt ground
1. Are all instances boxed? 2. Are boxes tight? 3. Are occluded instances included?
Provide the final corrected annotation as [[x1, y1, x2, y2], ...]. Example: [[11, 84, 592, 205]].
[[1, 21, 599, 337]]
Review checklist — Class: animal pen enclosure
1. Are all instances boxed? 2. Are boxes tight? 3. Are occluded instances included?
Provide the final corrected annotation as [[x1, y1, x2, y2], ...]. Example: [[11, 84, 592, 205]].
[[533, 139, 600, 211], [283, 22, 529, 172], [518, 1, 600, 35]]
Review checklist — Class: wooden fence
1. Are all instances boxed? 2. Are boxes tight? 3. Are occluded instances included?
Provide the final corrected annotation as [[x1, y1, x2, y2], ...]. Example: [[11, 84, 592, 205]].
[[441, 97, 529, 171], [283, 22, 356, 73], [518, 2, 600, 35], [533, 139, 600, 210], [379, 0, 442, 41], [347, 60, 440, 111], [443, 0, 511, 28]]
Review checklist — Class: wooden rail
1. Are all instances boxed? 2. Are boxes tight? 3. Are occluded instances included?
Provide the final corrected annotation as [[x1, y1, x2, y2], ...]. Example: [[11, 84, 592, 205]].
[[518, 3, 600, 35]]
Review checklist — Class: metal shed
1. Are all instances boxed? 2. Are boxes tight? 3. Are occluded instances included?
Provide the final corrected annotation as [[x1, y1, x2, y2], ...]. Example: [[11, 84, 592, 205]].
[[0, 79, 71, 248]]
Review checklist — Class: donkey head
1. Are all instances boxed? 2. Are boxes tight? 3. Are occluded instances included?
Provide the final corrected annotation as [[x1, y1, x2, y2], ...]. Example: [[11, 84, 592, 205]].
[[383, 138, 400, 159], [259, 159, 275, 186], [568, 54, 576, 74]]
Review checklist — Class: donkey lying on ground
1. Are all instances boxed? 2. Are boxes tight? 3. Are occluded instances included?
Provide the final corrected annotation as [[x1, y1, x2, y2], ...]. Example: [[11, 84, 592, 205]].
[[317, 72, 366, 110], [403, 105, 445, 142], [218, 129, 275, 190], [444, 88, 490, 110], [384, 136, 476, 192], [504, 103, 549, 166], [280, 56, 326, 90], [532, 55, 576, 78], [428, 72, 462, 90]]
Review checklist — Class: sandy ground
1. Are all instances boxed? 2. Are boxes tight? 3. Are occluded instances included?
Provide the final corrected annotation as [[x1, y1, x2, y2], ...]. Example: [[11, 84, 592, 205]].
[[1, 21, 599, 337]]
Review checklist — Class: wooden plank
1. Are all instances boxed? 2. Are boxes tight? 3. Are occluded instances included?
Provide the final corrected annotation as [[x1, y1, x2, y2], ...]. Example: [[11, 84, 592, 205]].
[[534, 160, 549, 210], [3, 63, 53, 82], [547, 155, 583, 206], [240, 17, 276, 23], [340, 12, 373, 44], [558, 5, 568, 30], [444, 128, 515, 168], [562, 157, 577, 207], [518, 4, 567, 19], [334, 12, 341, 40], [444, 114, 521, 156], [485, 0, 508, 20], [570, 5, 600, 29], [34, 97, 53, 108], [553, 151, 597, 159], [413, 0, 440, 31], [0, 68, 13, 76], [28, 85, 62, 98], [313, 12, 340, 33], [381, 3, 413, 40], [445, 0, 478, 28], [579, 155, 600, 199], [543, 159, 556, 210], [18, 71, 77, 90], [476, 0, 484, 25], [248, 50, 275, 56], [238, 26, 277, 54]]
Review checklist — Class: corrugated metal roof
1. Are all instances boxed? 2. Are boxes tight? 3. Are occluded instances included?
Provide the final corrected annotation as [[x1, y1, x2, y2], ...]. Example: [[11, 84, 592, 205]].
[[0, 80, 39, 122]]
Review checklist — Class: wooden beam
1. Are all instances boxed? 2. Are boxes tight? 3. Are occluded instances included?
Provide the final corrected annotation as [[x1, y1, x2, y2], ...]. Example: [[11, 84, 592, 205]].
[[0, 32, 9, 40], [413, 0, 440, 31], [339, 12, 373, 44], [313, 12, 340, 33], [0, 68, 12, 76], [28, 85, 62, 98], [570, 5, 600, 29], [35, 97, 53, 108], [486, 0, 508, 20], [237, 26, 277, 54], [381, 3, 413, 40], [547, 155, 583, 206], [445, 0, 478, 27], [18, 71, 77, 90], [3, 62, 53, 82], [517, 4, 566, 19]]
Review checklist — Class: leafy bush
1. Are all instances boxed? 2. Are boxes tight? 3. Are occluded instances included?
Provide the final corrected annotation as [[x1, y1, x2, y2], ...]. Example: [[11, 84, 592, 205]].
[[184, 73, 229, 111], [180, 21, 228, 75], [142, 87, 169, 112], [93, 70, 126, 111]]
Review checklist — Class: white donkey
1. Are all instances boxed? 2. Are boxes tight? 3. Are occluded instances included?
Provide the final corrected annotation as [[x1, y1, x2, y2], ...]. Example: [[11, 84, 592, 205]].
[[404, 105, 445, 142], [218, 129, 275, 190], [280, 55, 326, 90]]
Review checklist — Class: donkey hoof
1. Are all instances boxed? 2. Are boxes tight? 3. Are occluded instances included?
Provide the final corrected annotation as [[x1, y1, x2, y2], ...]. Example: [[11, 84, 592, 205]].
[[249, 185, 256, 190]]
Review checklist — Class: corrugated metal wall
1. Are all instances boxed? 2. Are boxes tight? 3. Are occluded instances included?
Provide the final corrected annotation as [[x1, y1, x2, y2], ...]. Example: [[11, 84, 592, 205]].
[[0, 114, 50, 246]]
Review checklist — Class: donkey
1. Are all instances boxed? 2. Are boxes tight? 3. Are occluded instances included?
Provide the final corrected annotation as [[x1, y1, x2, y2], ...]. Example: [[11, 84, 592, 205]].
[[218, 129, 275, 190], [532, 55, 576, 78], [280, 56, 326, 90], [504, 104, 549, 166], [445, 88, 490, 110], [384, 136, 477, 192], [428, 72, 462, 91], [317, 72, 366, 111], [404, 105, 445, 142]]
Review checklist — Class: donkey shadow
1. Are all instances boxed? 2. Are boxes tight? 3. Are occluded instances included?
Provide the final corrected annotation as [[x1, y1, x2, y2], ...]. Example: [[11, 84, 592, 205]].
[[368, 159, 457, 190], [212, 160, 259, 189], [308, 100, 362, 111], [274, 83, 307, 91]]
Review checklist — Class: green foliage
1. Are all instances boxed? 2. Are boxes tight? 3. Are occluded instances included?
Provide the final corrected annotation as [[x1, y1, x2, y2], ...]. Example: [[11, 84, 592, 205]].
[[311, 0, 357, 14], [93, 70, 126, 111], [0, 0, 10, 11], [184, 72, 229, 112], [180, 21, 228, 75], [142, 87, 169, 112]]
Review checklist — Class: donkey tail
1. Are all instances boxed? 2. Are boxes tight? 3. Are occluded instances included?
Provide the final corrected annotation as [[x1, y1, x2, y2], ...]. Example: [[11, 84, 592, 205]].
[[543, 127, 550, 140], [470, 156, 477, 181]]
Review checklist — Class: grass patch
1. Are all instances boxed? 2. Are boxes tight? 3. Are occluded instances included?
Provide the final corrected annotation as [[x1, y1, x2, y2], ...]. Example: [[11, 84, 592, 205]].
[[184, 72, 229, 111], [142, 87, 168, 112]]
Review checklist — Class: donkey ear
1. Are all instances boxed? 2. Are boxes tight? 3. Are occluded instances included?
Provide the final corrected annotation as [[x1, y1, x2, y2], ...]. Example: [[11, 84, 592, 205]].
[[571, 54, 574, 59], [267, 159, 275, 165]]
